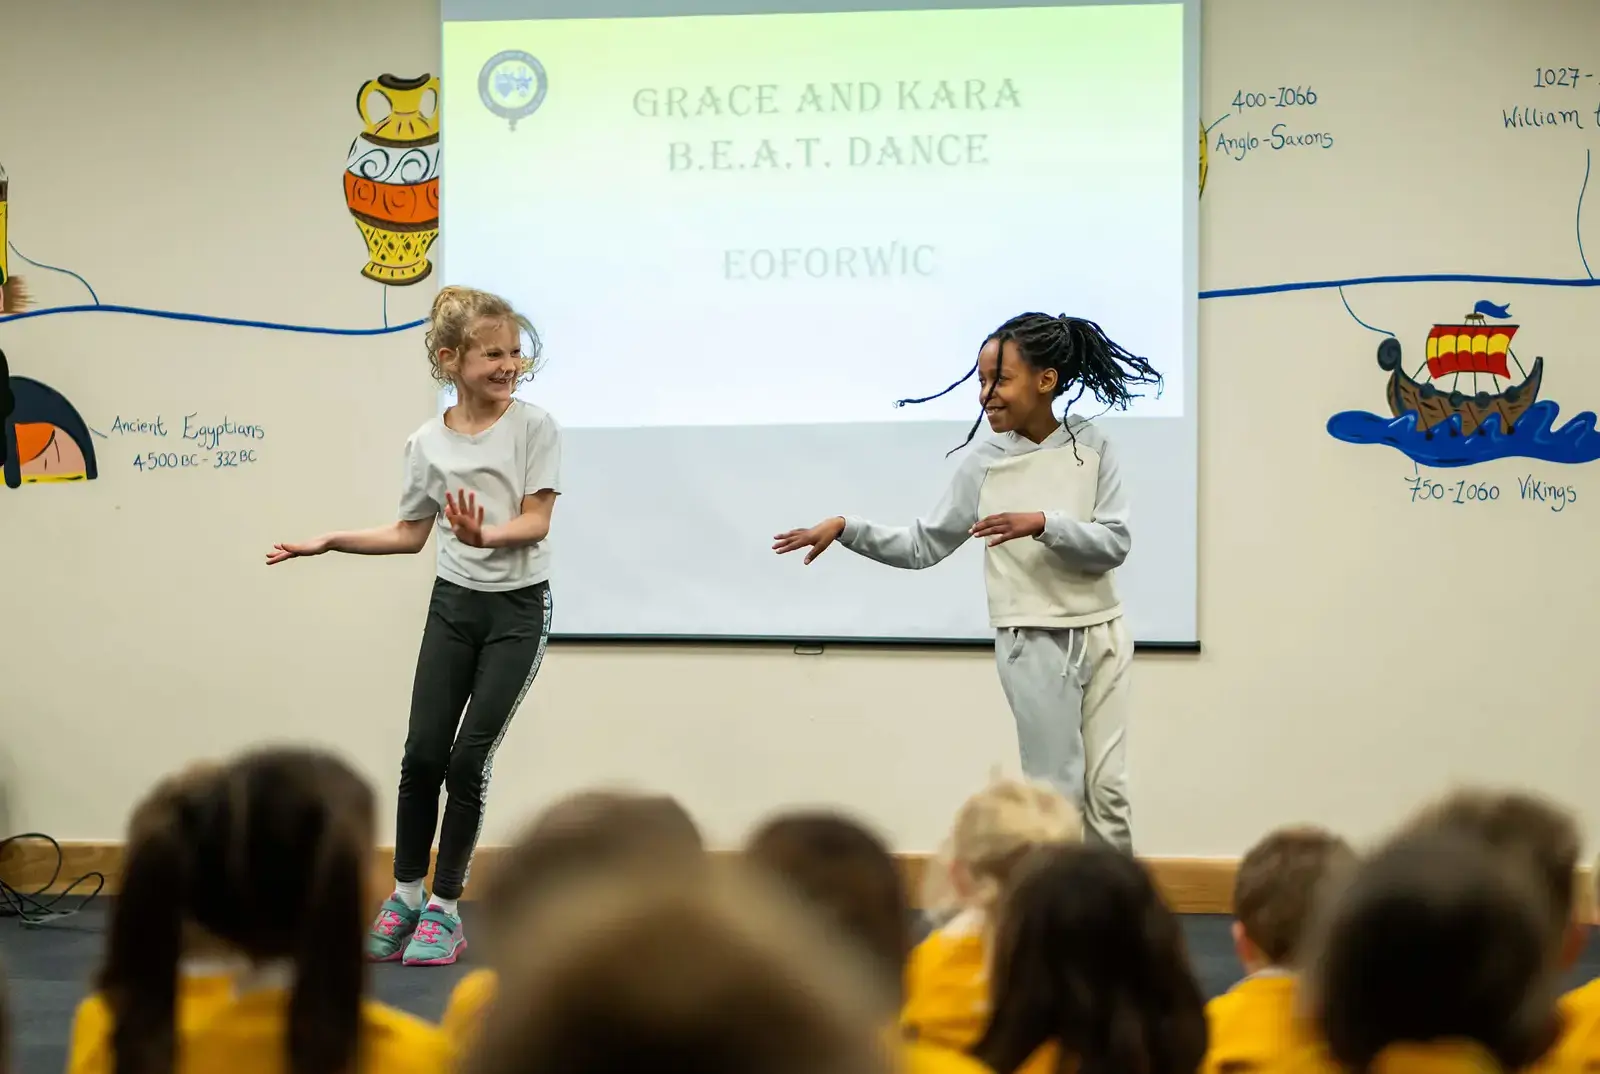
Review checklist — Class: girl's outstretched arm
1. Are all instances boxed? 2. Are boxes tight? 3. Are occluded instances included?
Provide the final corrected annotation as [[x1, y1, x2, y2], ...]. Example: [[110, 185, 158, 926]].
[[266, 518, 432, 565], [776, 453, 985, 570]]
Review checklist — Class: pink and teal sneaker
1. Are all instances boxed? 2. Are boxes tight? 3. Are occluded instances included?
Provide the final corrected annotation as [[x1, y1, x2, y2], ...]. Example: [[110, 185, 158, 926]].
[[367, 896, 422, 962], [402, 905, 467, 966]]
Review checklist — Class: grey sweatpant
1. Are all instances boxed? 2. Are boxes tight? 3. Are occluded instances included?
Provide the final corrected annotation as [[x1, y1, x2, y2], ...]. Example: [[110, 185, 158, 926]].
[[994, 617, 1133, 851]]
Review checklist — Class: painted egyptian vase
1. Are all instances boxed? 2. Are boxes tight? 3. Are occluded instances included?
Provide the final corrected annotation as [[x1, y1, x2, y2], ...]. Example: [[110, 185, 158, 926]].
[[344, 75, 441, 285], [0, 161, 9, 289]]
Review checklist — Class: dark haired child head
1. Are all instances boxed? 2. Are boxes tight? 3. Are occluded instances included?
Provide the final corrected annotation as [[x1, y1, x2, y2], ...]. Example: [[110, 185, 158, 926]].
[[1232, 826, 1356, 973], [1405, 788, 1583, 969], [744, 811, 909, 1012], [1304, 828, 1559, 1073], [973, 843, 1207, 1074], [481, 788, 705, 942], [100, 747, 376, 1074], [439, 789, 707, 1051], [465, 867, 890, 1074], [897, 313, 1162, 453]]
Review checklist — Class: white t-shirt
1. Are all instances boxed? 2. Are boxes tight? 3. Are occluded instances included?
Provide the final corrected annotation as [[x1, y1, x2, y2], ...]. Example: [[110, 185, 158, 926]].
[[398, 400, 561, 592]]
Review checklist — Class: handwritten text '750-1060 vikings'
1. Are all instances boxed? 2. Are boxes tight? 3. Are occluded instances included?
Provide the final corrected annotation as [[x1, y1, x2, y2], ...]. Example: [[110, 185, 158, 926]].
[[1405, 472, 1579, 513]]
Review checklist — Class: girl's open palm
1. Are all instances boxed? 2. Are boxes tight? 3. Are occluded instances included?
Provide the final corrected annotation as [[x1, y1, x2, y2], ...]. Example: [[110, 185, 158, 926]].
[[773, 517, 845, 565], [266, 537, 330, 565], [445, 489, 487, 547]]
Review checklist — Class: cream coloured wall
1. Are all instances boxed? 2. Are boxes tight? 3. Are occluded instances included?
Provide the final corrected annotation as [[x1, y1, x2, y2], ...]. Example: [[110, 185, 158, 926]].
[[1, 0, 1597, 860]]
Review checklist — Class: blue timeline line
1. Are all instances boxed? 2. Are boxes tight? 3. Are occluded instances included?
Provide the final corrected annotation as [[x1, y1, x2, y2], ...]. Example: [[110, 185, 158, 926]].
[[1580, 149, 1595, 281], [0, 303, 423, 335], [7, 241, 100, 304], [1201, 273, 1600, 300], [1338, 286, 1392, 337], [0, 276, 1593, 333]]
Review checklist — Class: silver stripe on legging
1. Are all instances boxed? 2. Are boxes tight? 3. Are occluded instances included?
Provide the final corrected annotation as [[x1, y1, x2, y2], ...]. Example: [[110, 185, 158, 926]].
[[460, 586, 552, 891]]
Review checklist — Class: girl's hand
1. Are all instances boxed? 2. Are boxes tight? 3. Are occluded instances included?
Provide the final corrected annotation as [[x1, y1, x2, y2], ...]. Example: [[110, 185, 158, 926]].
[[266, 537, 331, 565], [971, 512, 1046, 547], [445, 489, 488, 547], [772, 517, 846, 565]]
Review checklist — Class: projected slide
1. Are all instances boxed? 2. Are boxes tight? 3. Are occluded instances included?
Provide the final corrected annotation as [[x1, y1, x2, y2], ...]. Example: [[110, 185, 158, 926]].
[[443, 1, 1197, 644], [444, 3, 1185, 428]]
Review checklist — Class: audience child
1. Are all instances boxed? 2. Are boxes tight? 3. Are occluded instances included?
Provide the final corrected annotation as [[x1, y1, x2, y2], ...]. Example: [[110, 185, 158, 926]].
[[68, 763, 244, 1074], [1302, 828, 1560, 1074], [1543, 856, 1600, 1070], [1202, 827, 1354, 1074], [439, 789, 706, 1052], [974, 843, 1207, 1074], [903, 777, 1081, 1064], [1406, 789, 1583, 966], [746, 810, 991, 1074], [462, 865, 891, 1074], [94, 747, 450, 1074], [1404, 789, 1590, 1073]]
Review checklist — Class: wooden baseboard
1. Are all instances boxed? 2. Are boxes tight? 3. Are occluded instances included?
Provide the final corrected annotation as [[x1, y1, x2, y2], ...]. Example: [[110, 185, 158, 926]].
[[0, 839, 1240, 914]]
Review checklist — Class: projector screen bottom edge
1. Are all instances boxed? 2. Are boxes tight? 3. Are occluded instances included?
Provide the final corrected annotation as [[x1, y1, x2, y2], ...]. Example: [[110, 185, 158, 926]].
[[548, 633, 1202, 653]]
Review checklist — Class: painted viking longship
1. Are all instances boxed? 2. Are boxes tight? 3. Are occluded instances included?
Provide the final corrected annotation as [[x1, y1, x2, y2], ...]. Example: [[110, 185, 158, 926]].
[[1376, 310, 1542, 437]]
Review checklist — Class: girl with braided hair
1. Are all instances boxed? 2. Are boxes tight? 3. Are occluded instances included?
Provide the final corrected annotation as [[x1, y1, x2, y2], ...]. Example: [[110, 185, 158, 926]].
[[774, 313, 1160, 851]]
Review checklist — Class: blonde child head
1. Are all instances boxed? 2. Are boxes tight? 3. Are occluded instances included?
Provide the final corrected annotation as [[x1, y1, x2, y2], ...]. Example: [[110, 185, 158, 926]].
[[425, 286, 541, 396], [924, 774, 1082, 923]]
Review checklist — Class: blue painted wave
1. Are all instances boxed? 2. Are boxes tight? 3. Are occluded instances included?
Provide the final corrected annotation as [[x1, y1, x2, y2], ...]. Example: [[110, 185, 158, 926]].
[[1326, 399, 1600, 467]]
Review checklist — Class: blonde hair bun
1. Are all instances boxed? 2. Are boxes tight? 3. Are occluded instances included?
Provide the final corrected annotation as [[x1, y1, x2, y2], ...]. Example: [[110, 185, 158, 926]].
[[425, 285, 542, 386], [922, 774, 1083, 920]]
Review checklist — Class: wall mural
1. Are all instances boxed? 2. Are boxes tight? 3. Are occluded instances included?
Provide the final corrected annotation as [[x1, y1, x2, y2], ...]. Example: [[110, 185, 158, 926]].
[[0, 347, 98, 488], [344, 74, 441, 287], [1327, 301, 1600, 467], [0, 73, 439, 489], [1201, 80, 1600, 475], [0, 161, 29, 313]]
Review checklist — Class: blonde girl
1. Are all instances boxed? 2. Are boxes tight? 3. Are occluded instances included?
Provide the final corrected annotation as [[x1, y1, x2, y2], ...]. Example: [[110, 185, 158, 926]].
[[268, 286, 561, 966], [903, 777, 1081, 1069]]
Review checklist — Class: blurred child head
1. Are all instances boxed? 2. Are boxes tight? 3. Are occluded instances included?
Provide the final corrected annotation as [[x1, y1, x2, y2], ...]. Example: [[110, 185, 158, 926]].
[[1303, 828, 1558, 1072], [465, 866, 890, 1074], [745, 810, 908, 1011], [100, 747, 375, 1074], [481, 789, 705, 944], [1231, 826, 1355, 974], [1406, 788, 1582, 967], [973, 844, 1207, 1074], [925, 776, 1081, 924]]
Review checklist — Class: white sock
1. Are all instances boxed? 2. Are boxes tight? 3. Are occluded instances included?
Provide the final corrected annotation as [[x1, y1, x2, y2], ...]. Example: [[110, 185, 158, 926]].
[[428, 895, 460, 918], [393, 880, 424, 911]]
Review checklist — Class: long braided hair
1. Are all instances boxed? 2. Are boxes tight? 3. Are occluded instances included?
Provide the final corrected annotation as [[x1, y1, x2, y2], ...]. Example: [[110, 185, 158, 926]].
[[897, 313, 1163, 455]]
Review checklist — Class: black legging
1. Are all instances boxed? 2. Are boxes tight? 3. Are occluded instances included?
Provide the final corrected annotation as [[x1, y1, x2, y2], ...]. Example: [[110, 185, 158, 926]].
[[393, 578, 551, 901]]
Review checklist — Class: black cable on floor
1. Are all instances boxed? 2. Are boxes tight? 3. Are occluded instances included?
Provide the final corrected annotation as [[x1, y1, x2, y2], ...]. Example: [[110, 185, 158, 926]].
[[0, 832, 106, 926]]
